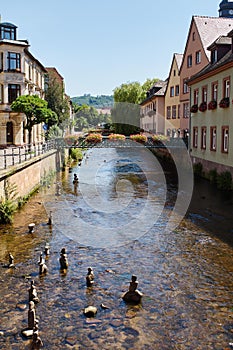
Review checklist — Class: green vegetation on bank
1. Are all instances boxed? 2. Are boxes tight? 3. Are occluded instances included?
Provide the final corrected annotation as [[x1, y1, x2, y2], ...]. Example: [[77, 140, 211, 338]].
[[71, 94, 113, 108]]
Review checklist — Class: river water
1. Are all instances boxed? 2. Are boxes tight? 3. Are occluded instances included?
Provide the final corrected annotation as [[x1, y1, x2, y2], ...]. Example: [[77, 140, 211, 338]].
[[0, 146, 233, 350]]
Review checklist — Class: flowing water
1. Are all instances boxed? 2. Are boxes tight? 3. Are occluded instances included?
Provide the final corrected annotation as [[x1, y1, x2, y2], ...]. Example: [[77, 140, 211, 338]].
[[0, 147, 233, 350]]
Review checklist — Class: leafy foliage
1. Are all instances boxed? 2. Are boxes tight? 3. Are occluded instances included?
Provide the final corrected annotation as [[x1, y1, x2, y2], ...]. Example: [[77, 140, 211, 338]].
[[74, 104, 111, 131], [130, 134, 147, 143], [11, 95, 57, 144], [217, 171, 232, 190], [44, 76, 70, 128], [0, 181, 18, 224], [112, 78, 159, 135], [71, 94, 113, 108], [85, 133, 102, 143]]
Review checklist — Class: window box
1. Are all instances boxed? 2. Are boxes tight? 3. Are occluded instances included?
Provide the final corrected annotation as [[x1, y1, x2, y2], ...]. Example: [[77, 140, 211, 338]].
[[208, 100, 217, 110], [190, 104, 198, 113], [199, 102, 207, 112], [219, 97, 230, 108]]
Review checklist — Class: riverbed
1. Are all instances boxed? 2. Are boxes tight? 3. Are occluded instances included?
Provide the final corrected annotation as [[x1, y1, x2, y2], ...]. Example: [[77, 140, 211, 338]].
[[0, 147, 233, 350]]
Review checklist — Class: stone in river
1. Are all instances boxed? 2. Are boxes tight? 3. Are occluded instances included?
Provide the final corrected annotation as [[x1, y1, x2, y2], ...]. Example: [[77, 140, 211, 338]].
[[84, 306, 97, 317]]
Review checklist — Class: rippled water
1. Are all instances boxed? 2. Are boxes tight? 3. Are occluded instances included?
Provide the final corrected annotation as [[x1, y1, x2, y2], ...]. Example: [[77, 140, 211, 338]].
[[0, 147, 233, 350]]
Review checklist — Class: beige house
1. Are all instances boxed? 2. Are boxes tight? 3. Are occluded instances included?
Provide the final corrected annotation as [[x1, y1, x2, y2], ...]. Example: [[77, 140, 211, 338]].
[[0, 21, 47, 146], [140, 81, 167, 135], [164, 53, 183, 137], [179, 15, 233, 138], [188, 29, 233, 176]]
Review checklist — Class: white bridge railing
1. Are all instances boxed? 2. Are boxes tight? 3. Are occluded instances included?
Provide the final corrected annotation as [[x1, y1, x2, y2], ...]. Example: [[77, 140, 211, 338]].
[[0, 140, 56, 170]]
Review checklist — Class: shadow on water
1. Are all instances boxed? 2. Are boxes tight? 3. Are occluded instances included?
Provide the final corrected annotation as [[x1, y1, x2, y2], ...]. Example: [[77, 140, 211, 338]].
[[187, 177, 233, 246]]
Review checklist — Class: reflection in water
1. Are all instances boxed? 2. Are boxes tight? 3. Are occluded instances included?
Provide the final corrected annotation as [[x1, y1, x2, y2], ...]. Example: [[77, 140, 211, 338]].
[[0, 148, 233, 349]]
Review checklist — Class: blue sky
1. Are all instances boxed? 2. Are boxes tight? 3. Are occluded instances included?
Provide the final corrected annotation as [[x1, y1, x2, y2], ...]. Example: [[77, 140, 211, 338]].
[[1, 0, 219, 97]]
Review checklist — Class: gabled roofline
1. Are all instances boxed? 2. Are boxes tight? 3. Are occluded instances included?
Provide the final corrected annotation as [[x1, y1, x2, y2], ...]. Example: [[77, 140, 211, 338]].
[[179, 16, 211, 73], [24, 48, 47, 72]]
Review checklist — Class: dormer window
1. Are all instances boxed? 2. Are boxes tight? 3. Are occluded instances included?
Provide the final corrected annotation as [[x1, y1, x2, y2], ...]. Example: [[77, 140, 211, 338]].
[[0, 23, 17, 40], [211, 49, 218, 63]]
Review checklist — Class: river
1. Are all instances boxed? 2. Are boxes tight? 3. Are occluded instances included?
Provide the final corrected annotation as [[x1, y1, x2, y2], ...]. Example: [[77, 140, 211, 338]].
[[0, 146, 233, 350]]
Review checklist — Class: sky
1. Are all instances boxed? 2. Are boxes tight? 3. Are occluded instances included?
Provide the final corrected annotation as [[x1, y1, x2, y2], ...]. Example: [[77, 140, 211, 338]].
[[1, 0, 219, 97]]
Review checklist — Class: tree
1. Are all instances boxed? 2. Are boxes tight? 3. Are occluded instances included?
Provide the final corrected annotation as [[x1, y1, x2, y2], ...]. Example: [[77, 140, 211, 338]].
[[44, 77, 70, 129], [112, 79, 160, 135], [74, 104, 110, 131], [11, 95, 57, 145]]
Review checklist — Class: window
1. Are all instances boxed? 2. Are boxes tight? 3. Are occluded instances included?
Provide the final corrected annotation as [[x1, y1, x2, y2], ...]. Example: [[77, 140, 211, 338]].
[[173, 70, 176, 76], [212, 82, 218, 101], [187, 55, 192, 68], [202, 86, 208, 103], [0, 84, 3, 103], [170, 86, 174, 97], [7, 52, 21, 71], [192, 32, 196, 41], [223, 77, 230, 98], [8, 84, 20, 103], [166, 106, 171, 119], [175, 85, 179, 96], [194, 89, 199, 105], [211, 50, 218, 64], [1, 26, 16, 40], [177, 104, 180, 119], [183, 79, 189, 94], [201, 127, 206, 149], [210, 127, 217, 151], [183, 103, 189, 118], [193, 127, 198, 148], [172, 105, 176, 119], [196, 51, 201, 64], [0, 52, 3, 71], [222, 126, 229, 153]]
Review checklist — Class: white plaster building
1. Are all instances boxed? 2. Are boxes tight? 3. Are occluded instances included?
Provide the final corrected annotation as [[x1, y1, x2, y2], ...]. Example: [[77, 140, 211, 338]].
[[0, 21, 47, 146]]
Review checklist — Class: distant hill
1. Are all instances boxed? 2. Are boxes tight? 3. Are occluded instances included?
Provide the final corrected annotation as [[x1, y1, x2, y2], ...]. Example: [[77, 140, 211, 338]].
[[71, 94, 114, 108]]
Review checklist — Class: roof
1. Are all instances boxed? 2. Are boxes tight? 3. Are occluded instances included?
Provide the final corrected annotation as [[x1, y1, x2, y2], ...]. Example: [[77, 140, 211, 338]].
[[0, 22, 17, 28], [207, 35, 232, 50], [194, 16, 233, 60], [188, 50, 233, 84], [140, 81, 167, 105], [175, 53, 183, 71], [46, 67, 64, 81], [24, 48, 47, 72]]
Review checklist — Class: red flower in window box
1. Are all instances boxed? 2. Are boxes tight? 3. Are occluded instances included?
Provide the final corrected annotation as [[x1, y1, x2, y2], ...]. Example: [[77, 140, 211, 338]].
[[190, 104, 198, 113], [219, 97, 230, 108], [208, 100, 217, 110], [199, 102, 207, 112]]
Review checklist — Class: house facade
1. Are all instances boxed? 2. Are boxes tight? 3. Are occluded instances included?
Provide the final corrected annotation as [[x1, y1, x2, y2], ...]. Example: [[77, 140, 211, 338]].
[[45, 67, 74, 135], [140, 81, 167, 135], [179, 15, 233, 138], [0, 22, 47, 146], [164, 53, 183, 137], [188, 29, 233, 176]]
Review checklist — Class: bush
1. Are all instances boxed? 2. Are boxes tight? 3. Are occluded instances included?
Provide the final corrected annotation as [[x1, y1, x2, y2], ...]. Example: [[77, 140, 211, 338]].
[[64, 135, 79, 146], [193, 162, 203, 177], [85, 133, 102, 143], [0, 199, 17, 224], [108, 133, 126, 140], [217, 171, 232, 191], [69, 148, 83, 161], [129, 134, 147, 143], [208, 169, 218, 184], [152, 134, 169, 143]]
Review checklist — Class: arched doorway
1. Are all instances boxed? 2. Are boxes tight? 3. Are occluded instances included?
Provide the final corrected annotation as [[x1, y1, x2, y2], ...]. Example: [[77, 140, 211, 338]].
[[6, 121, 13, 144]]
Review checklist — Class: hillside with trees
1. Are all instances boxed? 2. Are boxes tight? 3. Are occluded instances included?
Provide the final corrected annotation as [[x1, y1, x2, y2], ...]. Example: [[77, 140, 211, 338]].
[[71, 94, 113, 108]]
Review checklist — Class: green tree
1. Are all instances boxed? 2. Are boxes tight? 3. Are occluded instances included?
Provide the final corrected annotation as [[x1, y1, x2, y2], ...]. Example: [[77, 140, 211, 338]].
[[11, 95, 57, 145], [112, 79, 160, 135], [45, 77, 70, 129], [112, 82, 142, 135], [141, 78, 159, 100]]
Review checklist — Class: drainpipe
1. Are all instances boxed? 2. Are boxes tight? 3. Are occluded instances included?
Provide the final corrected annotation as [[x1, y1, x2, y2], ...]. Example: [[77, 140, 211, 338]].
[[188, 86, 192, 153]]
